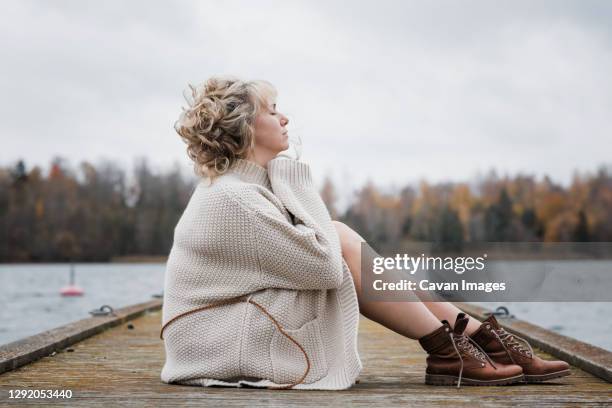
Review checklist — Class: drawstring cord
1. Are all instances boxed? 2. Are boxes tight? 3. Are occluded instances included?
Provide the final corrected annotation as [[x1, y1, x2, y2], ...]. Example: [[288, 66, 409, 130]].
[[248, 300, 312, 390], [449, 332, 498, 389], [160, 295, 249, 341], [160, 295, 311, 390]]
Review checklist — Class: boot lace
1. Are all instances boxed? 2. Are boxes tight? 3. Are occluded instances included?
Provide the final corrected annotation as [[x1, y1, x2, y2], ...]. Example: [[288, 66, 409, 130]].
[[449, 332, 497, 388], [490, 326, 534, 363]]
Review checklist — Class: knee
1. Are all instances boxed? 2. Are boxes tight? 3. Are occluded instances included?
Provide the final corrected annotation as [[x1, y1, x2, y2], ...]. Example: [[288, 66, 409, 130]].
[[332, 221, 364, 255], [332, 220, 351, 245], [331, 220, 347, 235]]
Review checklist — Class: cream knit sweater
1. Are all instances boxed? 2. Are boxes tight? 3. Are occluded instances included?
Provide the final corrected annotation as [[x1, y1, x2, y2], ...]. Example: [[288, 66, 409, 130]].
[[160, 157, 362, 390]]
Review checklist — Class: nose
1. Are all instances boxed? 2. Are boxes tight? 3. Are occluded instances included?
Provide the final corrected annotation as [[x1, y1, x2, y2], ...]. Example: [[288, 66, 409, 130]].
[[281, 113, 289, 127]]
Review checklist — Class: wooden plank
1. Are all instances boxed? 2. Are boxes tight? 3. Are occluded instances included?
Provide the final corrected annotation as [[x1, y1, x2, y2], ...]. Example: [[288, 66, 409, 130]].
[[1, 306, 611, 406], [456, 302, 612, 383], [0, 299, 162, 374]]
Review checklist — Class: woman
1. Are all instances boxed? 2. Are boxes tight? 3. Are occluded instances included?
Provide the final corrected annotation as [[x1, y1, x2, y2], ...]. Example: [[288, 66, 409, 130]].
[[160, 76, 570, 390]]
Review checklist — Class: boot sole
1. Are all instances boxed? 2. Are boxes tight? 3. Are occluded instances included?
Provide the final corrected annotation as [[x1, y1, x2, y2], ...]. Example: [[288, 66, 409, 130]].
[[425, 373, 524, 386], [523, 369, 571, 383]]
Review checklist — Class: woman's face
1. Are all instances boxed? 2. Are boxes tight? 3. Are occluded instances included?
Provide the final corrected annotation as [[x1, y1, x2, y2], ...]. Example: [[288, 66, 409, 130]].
[[252, 101, 290, 158]]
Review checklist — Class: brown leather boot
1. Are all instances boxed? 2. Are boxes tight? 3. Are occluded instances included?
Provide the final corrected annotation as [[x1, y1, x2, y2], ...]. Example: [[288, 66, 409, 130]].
[[470, 315, 571, 383], [418, 313, 523, 387]]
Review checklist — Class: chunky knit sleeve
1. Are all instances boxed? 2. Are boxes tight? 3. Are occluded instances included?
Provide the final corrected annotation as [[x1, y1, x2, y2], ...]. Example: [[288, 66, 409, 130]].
[[266, 157, 344, 287], [219, 161, 344, 291]]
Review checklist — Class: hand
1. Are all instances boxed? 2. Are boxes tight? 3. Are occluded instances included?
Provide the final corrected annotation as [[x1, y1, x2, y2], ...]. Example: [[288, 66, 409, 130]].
[[275, 150, 295, 160], [276, 134, 303, 160]]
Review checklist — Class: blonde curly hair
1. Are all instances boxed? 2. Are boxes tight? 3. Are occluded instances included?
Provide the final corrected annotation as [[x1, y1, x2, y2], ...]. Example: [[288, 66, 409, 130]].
[[174, 75, 277, 181]]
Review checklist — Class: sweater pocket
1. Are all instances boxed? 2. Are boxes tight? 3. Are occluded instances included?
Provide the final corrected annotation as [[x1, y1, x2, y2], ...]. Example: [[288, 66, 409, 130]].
[[269, 317, 329, 385]]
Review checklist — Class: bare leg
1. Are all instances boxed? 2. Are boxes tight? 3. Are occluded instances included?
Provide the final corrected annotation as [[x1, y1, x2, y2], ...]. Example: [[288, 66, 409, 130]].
[[332, 221, 481, 338], [332, 221, 441, 339], [421, 301, 481, 336]]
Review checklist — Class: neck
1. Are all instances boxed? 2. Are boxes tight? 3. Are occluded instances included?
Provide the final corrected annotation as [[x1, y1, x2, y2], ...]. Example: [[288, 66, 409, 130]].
[[227, 157, 272, 191], [246, 149, 277, 169]]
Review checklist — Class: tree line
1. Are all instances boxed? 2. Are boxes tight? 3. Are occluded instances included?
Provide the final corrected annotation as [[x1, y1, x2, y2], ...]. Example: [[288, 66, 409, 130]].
[[1, 158, 611, 262]]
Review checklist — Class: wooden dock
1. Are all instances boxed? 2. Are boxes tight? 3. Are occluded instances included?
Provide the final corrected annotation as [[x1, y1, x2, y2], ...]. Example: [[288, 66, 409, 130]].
[[1, 301, 611, 407]]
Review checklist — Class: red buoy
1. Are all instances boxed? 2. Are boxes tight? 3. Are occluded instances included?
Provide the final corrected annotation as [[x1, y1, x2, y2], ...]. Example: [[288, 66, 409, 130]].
[[60, 263, 84, 296], [60, 285, 84, 296]]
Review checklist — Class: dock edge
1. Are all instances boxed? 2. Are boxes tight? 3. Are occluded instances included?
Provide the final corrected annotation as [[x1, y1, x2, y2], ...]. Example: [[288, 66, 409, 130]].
[[0, 299, 162, 375]]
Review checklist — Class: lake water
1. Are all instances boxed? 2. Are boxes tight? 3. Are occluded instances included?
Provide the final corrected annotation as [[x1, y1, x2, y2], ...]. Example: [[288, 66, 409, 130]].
[[0, 263, 611, 351], [0, 263, 166, 346]]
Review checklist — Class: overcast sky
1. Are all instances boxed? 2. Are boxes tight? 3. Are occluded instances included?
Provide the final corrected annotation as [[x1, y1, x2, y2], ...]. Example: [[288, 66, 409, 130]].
[[1, 0, 611, 204]]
